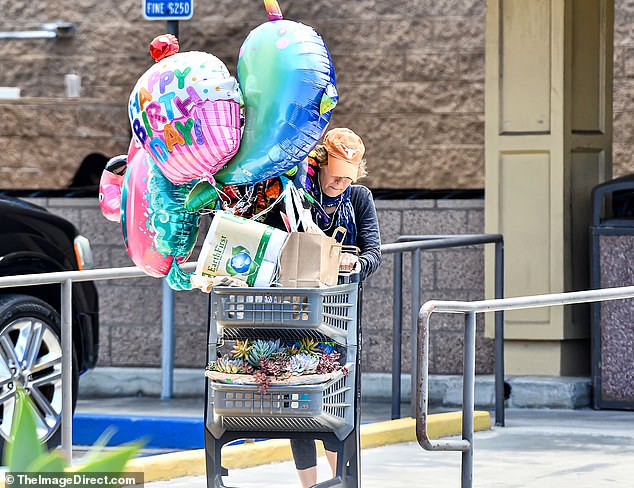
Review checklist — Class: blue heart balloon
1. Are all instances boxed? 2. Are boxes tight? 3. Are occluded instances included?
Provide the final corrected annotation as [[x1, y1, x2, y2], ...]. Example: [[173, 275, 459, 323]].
[[214, 1, 338, 186]]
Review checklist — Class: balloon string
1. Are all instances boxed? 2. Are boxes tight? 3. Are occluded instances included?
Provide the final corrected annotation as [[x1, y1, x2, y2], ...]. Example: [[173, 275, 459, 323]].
[[264, 0, 283, 21]]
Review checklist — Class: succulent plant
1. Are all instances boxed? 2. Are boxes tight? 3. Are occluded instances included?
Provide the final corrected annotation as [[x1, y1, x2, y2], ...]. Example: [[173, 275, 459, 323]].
[[317, 351, 345, 375], [212, 355, 252, 374], [298, 338, 320, 356], [247, 339, 282, 367], [287, 352, 319, 375], [206, 338, 344, 393], [254, 353, 291, 393], [231, 339, 253, 361]]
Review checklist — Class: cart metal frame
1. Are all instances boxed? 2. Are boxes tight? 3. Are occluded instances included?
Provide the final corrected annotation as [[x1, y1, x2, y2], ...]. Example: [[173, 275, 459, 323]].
[[204, 276, 362, 488]]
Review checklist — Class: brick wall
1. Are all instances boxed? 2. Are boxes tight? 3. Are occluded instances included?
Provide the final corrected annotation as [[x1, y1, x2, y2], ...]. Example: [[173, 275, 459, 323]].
[[29, 197, 491, 375], [1, 0, 486, 190], [614, 0, 634, 177]]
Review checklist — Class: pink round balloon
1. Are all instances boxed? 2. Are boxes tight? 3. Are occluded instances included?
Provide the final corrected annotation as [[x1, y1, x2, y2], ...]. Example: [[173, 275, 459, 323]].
[[128, 51, 243, 185]]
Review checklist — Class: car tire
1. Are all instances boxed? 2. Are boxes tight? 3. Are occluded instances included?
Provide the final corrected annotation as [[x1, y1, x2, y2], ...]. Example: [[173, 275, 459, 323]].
[[0, 294, 78, 457]]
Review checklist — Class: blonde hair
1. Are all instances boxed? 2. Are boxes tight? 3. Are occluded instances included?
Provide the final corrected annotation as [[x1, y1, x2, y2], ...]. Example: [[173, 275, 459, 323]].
[[314, 144, 368, 181]]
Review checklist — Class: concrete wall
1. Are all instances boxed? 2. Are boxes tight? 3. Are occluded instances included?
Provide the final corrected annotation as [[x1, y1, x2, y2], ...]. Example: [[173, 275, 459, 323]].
[[28, 197, 492, 376]]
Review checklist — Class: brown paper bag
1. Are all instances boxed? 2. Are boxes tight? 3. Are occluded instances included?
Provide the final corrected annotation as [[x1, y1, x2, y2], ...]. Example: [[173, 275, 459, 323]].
[[278, 228, 345, 288]]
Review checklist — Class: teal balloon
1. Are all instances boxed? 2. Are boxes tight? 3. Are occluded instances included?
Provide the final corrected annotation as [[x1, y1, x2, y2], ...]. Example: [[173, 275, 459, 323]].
[[214, 19, 337, 186]]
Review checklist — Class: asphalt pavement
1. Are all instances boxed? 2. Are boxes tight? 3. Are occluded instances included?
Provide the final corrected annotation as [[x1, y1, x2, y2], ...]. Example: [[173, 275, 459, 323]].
[[140, 408, 634, 488]]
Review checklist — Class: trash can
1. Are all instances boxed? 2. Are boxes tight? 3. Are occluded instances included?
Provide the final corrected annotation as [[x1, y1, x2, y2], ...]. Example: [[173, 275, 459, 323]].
[[590, 174, 634, 410]]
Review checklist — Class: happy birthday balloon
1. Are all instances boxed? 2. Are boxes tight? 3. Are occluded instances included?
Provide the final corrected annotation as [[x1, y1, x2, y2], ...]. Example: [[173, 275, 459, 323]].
[[120, 145, 200, 290], [213, 0, 338, 186], [128, 35, 243, 185]]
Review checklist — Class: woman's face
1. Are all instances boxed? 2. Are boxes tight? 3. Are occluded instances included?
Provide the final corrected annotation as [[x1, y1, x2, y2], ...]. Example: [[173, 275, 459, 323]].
[[319, 164, 353, 198]]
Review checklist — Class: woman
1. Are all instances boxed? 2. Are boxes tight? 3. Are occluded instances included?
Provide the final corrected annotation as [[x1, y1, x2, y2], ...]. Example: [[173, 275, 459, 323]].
[[291, 127, 381, 487]]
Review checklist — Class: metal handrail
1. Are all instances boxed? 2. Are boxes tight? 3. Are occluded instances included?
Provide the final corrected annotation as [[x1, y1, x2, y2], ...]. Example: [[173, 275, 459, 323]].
[[0, 234, 503, 463], [381, 234, 504, 424], [0, 262, 196, 463], [416, 284, 634, 488]]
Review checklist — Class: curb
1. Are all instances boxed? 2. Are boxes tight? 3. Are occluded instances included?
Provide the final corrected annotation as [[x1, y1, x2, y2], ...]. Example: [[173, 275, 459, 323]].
[[125, 411, 491, 483], [79, 368, 592, 409]]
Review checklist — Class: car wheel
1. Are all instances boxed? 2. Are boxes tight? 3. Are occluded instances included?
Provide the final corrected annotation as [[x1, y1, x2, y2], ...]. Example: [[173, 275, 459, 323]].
[[0, 294, 78, 455]]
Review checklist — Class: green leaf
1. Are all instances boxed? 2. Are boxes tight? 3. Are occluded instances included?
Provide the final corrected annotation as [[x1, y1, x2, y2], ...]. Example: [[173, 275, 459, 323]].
[[80, 426, 117, 464], [4, 389, 46, 471], [25, 450, 66, 472], [3, 389, 141, 487], [72, 442, 142, 475]]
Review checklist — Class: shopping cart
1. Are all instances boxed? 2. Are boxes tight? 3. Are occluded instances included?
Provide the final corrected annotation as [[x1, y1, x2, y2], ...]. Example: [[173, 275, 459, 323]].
[[204, 274, 362, 488]]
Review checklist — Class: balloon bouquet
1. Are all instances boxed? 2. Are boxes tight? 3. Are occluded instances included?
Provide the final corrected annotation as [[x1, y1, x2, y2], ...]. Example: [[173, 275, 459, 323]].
[[99, 0, 338, 290]]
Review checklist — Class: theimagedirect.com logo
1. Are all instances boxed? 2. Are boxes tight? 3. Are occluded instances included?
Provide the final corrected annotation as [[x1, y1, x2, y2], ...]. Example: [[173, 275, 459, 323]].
[[5, 472, 144, 487]]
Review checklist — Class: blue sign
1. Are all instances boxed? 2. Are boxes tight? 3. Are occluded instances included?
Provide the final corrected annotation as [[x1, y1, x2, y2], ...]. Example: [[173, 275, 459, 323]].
[[143, 0, 193, 20]]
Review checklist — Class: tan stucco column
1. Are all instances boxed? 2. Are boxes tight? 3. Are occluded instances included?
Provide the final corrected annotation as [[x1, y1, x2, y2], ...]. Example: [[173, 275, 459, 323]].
[[484, 0, 614, 375]]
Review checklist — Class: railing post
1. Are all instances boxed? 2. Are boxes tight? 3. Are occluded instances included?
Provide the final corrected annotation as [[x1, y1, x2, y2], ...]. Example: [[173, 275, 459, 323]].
[[392, 252, 403, 419], [60, 279, 73, 464], [462, 311, 476, 488], [161, 279, 175, 400], [410, 249, 421, 418], [494, 241, 505, 426]]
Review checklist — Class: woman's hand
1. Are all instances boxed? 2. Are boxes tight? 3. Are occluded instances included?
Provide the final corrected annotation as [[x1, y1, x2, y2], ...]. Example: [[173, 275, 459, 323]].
[[339, 252, 359, 272]]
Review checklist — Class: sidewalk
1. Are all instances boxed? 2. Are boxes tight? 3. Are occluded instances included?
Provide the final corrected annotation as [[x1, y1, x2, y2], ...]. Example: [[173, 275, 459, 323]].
[[140, 408, 634, 488]]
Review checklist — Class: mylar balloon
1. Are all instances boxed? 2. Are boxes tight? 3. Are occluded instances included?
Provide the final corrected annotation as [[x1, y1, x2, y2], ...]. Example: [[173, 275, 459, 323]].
[[98, 155, 126, 223], [128, 34, 243, 185], [213, 0, 338, 186], [120, 146, 201, 290], [98, 140, 141, 222]]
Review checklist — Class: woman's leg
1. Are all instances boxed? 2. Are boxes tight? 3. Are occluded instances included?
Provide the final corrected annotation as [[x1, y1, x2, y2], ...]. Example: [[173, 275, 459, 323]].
[[290, 438, 318, 488], [322, 438, 341, 478], [296, 467, 317, 488], [325, 449, 337, 477]]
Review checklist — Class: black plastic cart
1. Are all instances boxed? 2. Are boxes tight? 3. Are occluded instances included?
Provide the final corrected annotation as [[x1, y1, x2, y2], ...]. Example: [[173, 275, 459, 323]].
[[204, 275, 362, 488]]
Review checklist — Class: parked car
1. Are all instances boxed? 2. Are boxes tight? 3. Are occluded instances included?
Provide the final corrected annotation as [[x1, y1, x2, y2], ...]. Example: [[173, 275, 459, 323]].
[[0, 195, 98, 452]]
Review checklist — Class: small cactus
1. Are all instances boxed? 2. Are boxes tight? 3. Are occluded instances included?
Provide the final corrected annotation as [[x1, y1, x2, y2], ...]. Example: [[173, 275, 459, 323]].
[[298, 338, 320, 356]]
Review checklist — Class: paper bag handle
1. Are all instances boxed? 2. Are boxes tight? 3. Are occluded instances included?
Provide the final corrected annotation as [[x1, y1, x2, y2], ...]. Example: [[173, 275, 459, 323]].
[[332, 226, 347, 244], [342, 244, 360, 255]]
